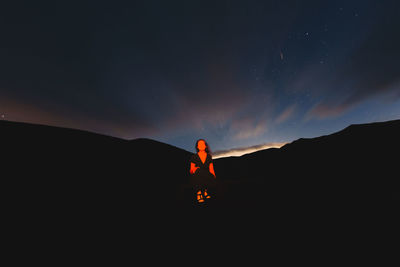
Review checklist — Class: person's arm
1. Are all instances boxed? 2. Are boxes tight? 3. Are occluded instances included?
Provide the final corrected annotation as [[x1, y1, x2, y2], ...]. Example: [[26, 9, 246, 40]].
[[209, 162, 216, 178], [190, 162, 200, 174]]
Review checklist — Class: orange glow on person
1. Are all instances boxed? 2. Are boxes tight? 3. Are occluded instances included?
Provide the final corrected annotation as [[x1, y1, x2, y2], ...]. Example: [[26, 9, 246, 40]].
[[189, 139, 216, 203]]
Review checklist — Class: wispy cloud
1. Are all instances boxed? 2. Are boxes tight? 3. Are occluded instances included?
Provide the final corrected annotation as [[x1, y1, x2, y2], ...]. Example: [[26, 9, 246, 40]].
[[0, 95, 158, 139], [305, 100, 352, 120], [305, 3, 400, 120], [229, 116, 269, 140], [276, 104, 296, 124]]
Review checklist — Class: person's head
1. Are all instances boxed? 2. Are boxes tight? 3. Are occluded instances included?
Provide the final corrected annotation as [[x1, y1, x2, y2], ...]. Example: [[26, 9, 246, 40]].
[[195, 139, 211, 154]]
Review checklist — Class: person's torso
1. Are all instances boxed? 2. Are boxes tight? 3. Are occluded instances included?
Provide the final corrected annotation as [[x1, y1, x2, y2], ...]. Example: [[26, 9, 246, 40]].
[[198, 152, 207, 164], [196, 152, 210, 171]]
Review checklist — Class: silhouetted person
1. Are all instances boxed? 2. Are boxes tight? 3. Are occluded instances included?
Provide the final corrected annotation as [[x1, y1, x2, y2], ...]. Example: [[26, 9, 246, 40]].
[[189, 139, 216, 203]]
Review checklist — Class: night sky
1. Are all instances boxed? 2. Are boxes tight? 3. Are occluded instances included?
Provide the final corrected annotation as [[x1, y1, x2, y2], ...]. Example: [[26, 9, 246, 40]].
[[1, 1, 400, 157]]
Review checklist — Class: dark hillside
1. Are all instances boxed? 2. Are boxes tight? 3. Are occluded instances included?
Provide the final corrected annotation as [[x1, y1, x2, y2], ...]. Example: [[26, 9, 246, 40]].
[[214, 119, 400, 212], [3, 119, 399, 216]]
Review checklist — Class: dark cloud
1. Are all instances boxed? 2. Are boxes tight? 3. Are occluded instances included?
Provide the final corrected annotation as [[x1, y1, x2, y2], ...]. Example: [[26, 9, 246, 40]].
[[0, 93, 158, 139]]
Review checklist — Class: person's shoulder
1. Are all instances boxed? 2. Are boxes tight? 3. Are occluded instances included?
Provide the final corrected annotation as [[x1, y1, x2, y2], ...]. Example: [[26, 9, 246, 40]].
[[190, 153, 197, 162]]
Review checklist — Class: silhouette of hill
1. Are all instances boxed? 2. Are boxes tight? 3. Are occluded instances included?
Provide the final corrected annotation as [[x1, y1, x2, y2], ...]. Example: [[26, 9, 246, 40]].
[[214, 119, 400, 212], [2, 120, 192, 217], [3, 119, 399, 217]]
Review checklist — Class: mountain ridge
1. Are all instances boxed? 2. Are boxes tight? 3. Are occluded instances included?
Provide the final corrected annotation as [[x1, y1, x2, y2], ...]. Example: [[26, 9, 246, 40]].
[[2, 118, 399, 211], [3, 118, 398, 158]]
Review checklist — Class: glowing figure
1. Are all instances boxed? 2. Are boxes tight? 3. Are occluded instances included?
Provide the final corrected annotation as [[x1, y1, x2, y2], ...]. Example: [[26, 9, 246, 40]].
[[189, 139, 216, 204]]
